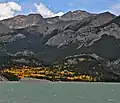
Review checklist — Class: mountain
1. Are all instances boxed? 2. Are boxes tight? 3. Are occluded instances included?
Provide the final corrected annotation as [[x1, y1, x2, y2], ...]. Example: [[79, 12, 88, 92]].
[[0, 10, 120, 76]]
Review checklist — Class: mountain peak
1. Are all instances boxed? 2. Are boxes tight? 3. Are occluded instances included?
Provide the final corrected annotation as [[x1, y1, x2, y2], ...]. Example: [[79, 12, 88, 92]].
[[88, 11, 116, 27], [61, 10, 93, 21], [1, 13, 45, 29], [98, 11, 116, 17], [27, 13, 43, 18], [72, 10, 91, 14]]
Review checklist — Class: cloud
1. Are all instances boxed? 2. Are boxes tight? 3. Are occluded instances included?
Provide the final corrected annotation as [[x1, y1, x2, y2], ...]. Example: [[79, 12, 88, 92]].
[[0, 2, 22, 20], [34, 3, 64, 18], [110, 3, 120, 16], [53, 12, 64, 17]]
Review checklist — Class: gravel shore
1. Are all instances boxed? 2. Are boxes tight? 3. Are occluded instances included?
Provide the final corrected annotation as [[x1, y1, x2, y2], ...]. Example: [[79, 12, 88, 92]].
[[20, 78, 51, 82], [0, 75, 8, 81]]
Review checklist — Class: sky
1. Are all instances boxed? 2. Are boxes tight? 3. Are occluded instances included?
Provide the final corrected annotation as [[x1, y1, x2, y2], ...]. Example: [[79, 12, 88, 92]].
[[0, 0, 120, 20]]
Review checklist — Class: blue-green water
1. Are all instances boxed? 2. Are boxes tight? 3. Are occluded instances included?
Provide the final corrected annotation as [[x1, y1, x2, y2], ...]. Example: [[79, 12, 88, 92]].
[[0, 82, 120, 103]]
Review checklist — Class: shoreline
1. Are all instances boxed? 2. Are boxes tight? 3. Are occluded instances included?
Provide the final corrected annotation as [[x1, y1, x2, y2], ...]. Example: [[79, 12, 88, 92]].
[[20, 78, 51, 82], [1, 77, 120, 84], [0, 81, 120, 84]]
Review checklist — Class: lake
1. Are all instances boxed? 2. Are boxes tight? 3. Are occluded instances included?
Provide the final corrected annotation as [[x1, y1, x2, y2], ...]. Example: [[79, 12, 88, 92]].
[[0, 82, 120, 103]]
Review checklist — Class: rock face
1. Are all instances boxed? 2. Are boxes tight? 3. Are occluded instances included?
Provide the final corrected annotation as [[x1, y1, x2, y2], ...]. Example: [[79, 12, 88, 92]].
[[0, 10, 119, 73], [0, 23, 13, 34]]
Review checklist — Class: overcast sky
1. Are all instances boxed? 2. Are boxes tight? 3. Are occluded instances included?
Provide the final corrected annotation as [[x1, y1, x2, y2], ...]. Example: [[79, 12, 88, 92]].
[[0, 0, 120, 20]]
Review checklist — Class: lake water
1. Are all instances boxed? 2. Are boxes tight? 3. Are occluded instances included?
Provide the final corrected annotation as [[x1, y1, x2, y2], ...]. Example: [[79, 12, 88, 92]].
[[0, 82, 120, 103]]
